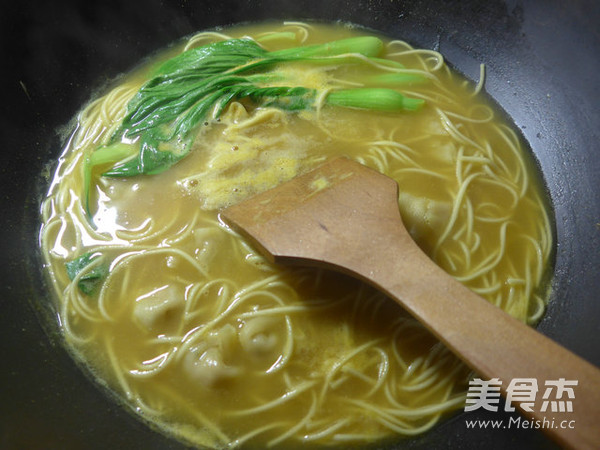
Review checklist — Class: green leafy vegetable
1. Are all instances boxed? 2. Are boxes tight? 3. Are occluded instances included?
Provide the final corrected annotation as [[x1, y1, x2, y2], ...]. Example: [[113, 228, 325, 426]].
[[267, 36, 383, 59], [65, 252, 109, 296], [83, 142, 138, 216], [327, 88, 424, 111], [84, 35, 427, 212]]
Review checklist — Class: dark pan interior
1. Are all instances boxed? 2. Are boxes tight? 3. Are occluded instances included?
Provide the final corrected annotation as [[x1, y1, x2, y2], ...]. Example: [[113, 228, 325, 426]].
[[1, 0, 599, 449]]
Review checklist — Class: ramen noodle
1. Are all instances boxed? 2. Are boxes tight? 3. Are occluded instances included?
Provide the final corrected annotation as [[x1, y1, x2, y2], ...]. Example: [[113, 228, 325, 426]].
[[39, 21, 553, 448]]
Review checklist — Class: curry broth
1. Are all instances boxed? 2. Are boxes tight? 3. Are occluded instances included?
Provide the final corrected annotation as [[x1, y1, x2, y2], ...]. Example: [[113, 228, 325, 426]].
[[40, 22, 553, 448]]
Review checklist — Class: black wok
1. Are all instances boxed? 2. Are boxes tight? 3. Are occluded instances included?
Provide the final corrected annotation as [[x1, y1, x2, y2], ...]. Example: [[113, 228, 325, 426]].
[[1, 0, 599, 449]]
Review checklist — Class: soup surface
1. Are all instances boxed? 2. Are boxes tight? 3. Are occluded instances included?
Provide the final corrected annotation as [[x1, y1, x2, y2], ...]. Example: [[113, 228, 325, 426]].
[[40, 21, 553, 448]]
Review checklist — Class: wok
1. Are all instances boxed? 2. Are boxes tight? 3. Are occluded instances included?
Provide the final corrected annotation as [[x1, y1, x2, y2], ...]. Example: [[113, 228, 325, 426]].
[[1, 0, 599, 448]]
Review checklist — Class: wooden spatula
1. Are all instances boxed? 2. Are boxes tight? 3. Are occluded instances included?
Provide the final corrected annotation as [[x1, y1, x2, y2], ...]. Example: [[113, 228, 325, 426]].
[[222, 157, 600, 449]]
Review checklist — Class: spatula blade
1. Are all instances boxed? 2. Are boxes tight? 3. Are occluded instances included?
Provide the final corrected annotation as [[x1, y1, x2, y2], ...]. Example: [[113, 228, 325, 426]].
[[221, 157, 401, 267]]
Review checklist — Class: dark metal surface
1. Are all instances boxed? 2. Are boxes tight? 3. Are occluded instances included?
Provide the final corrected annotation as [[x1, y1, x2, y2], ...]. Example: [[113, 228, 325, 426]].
[[1, 0, 598, 448]]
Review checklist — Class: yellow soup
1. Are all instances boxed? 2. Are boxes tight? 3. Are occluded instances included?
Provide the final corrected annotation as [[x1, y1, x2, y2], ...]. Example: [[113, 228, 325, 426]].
[[40, 21, 553, 449]]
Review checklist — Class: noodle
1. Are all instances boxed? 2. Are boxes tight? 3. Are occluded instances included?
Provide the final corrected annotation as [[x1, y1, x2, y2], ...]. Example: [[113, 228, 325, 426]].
[[39, 21, 553, 448]]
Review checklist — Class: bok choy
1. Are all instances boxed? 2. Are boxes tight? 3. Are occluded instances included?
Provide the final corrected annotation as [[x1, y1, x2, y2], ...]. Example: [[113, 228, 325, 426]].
[[85, 36, 426, 211]]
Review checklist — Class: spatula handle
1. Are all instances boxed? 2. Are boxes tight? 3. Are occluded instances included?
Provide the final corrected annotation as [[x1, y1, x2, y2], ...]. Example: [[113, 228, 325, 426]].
[[222, 157, 600, 449], [345, 223, 600, 450]]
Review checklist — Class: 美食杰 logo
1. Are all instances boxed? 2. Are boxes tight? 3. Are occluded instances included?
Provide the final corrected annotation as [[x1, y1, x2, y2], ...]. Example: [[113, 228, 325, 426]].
[[463, 378, 578, 430]]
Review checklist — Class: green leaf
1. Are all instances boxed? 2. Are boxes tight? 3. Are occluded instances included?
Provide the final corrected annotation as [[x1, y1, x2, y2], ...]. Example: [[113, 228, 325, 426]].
[[103, 131, 191, 177], [65, 252, 109, 296], [87, 35, 426, 201], [152, 39, 268, 78], [240, 85, 316, 110], [83, 142, 138, 216]]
